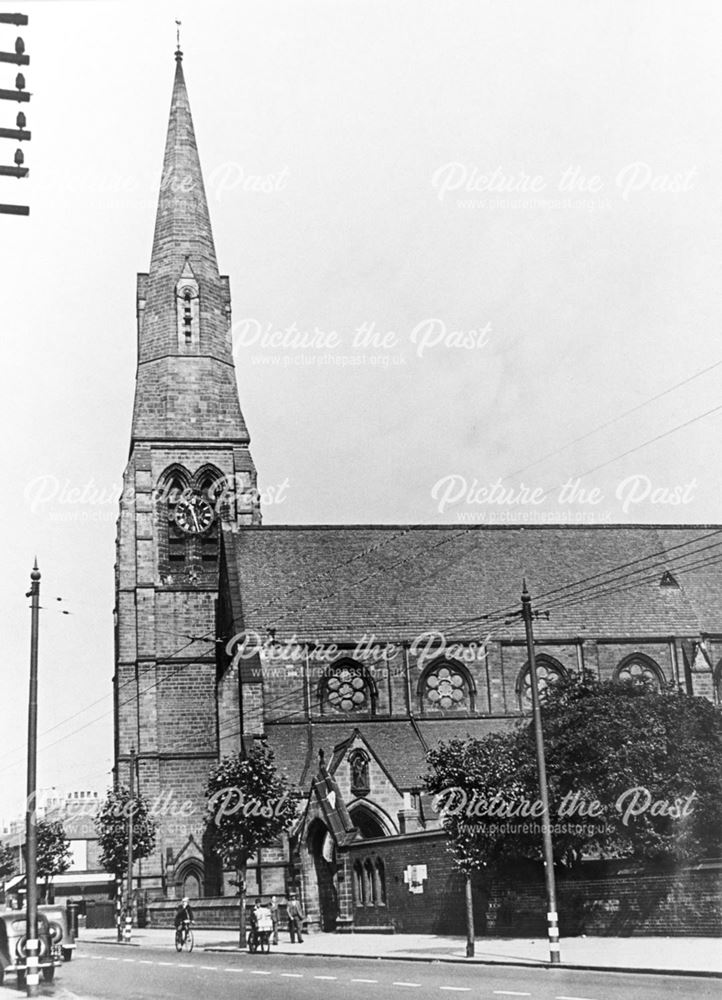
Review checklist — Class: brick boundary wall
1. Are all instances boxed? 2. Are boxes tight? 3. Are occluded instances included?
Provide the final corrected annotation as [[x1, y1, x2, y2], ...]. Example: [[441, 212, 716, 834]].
[[486, 869, 722, 937], [148, 897, 291, 932], [346, 832, 722, 937], [147, 833, 722, 937]]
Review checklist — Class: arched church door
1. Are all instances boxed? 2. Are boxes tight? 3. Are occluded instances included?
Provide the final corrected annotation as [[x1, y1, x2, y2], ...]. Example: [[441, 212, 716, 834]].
[[309, 820, 338, 931], [182, 871, 201, 899]]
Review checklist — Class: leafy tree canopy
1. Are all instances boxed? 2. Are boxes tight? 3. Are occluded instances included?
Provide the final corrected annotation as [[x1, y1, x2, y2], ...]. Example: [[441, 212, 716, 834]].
[[95, 787, 157, 878], [204, 742, 300, 876], [424, 673, 722, 869], [0, 841, 16, 882], [36, 819, 72, 880]]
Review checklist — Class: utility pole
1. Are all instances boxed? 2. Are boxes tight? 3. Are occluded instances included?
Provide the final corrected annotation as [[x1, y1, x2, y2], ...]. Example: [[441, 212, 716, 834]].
[[124, 747, 136, 943], [25, 559, 40, 997], [0, 12, 30, 215], [521, 581, 561, 965]]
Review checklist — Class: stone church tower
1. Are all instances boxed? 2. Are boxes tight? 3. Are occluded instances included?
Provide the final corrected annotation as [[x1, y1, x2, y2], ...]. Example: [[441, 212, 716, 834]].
[[114, 47, 260, 898]]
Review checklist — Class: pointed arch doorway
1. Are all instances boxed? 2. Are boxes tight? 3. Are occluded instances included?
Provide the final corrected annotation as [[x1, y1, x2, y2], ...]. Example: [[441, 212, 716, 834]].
[[308, 819, 338, 931]]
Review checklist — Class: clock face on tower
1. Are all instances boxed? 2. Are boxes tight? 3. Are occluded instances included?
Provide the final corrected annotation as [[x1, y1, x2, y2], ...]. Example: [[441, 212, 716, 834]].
[[173, 493, 215, 534]]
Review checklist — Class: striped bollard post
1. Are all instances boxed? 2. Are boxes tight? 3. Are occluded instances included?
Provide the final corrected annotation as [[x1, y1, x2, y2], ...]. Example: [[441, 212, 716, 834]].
[[548, 909, 560, 963], [25, 937, 39, 996]]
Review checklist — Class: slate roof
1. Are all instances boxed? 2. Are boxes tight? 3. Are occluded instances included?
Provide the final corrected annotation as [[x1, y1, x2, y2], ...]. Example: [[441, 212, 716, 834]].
[[224, 524, 722, 642], [265, 717, 529, 791], [228, 524, 722, 796]]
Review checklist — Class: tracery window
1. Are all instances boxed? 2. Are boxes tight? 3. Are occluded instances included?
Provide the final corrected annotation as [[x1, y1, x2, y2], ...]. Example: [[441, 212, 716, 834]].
[[517, 656, 567, 710], [615, 655, 663, 692], [420, 661, 473, 713], [319, 660, 375, 715]]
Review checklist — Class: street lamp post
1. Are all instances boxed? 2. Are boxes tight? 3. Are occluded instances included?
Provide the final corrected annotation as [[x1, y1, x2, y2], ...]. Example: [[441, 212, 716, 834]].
[[521, 581, 561, 964], [25, 559, 41, 997]]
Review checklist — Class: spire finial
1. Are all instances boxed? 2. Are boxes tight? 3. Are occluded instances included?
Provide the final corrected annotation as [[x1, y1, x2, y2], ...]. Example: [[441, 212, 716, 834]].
[[175, 19, 182, 61]]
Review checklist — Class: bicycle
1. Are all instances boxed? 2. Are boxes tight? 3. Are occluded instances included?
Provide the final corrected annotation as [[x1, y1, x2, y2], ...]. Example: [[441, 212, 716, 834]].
[[246, 925, 271, 954], [174, 920, 194, 953]]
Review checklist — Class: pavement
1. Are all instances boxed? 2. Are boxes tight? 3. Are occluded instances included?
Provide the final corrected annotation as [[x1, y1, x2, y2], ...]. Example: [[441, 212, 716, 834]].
[[82, 927, 722, 976]]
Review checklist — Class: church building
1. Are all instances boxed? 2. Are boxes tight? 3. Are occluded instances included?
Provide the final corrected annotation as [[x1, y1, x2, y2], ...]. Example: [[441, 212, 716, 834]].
[[115, 49, 722, 932]]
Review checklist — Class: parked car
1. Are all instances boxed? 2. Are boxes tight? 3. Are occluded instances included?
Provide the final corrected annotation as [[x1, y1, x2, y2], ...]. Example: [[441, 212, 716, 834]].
[[39, 903, 75, 961], [0, 910, 62, 985]]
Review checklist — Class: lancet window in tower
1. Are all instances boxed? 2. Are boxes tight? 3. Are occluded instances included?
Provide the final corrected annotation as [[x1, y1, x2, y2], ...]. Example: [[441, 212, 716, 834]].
[[176, 261, 200, 351], [163, 470, 191, 564], [194, 466, 223, 563]]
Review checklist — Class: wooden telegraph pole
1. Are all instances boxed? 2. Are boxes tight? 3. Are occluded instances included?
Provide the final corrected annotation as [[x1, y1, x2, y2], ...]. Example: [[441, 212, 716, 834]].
[[521, 581, 561, 964], [0, 12, 30, 216]]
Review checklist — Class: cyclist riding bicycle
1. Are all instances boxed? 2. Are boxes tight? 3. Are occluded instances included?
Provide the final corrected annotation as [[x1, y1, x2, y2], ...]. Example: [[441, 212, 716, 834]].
[[174, 897, 194, 944]]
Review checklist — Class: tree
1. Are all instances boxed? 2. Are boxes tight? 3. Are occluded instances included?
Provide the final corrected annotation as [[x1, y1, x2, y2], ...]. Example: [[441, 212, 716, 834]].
[[36, 819, 71, 902], [204, 742, 300, 948], [95, 787, 157, 879], [425, 731, 522, 955], [514, 673, 722, 864], [0, 841, 16, 885], [424, 674, 722, 872]]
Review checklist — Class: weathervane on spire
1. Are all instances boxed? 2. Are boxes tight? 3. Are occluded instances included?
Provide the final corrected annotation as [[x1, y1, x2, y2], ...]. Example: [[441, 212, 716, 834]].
[[175, 19, 183, 61]]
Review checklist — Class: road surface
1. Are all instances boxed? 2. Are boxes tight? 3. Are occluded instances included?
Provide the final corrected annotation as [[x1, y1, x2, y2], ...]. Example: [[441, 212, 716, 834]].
[[5, 941, 718, 1000]]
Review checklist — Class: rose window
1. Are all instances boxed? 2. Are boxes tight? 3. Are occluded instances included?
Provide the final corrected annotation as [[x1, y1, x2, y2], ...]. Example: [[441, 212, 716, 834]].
[[424, 665, 468, 710], [520, 661, 564, 709], [326, 668, 368, 712], [617, 659, 661, 691]]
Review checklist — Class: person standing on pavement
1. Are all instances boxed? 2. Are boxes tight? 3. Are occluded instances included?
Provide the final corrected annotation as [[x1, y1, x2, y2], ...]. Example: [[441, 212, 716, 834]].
[[270, 895, 279, 945], [287, 891, 305, 943]]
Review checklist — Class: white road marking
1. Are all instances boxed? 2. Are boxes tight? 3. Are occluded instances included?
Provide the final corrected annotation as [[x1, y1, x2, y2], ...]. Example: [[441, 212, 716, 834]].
[[104, 957, 119, 961], [139, 960, 154, 965], [556, 996, 600, 1000], [493, 994, 531, 997], [440, 989, 471, 993], [224, 968, 245, 972], [393, 983, 421, 988], [122, 958, 135, 963], [315, 975, 338, 980], [249, 970, 271, 975], [352, 978, 378, 983], [158, 961, 175, 967], [199, 965, 217, 971], [282, 973, 304, 977]]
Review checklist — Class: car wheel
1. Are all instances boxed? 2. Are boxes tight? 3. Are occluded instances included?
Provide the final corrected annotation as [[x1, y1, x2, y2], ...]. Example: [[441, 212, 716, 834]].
[[62, 947, 73, 962], [42, 966, 55, 983]]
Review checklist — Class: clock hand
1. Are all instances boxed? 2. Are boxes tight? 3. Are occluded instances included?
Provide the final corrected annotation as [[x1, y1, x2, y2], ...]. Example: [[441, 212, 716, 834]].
[[191, 507, 201, 530]]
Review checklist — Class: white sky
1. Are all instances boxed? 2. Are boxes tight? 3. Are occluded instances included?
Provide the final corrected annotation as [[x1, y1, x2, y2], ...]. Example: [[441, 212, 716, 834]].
[[1, 0, 722, 819]]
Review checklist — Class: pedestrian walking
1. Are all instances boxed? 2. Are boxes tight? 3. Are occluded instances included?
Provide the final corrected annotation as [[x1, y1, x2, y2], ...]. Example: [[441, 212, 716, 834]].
[[270, 895, 279, 945], [287, 891, 305, 943]]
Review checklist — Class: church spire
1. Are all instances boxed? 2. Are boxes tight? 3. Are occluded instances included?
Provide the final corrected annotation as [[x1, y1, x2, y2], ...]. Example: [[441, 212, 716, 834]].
[[130, 49, 250, 445], [148, 46, 218, 281]]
